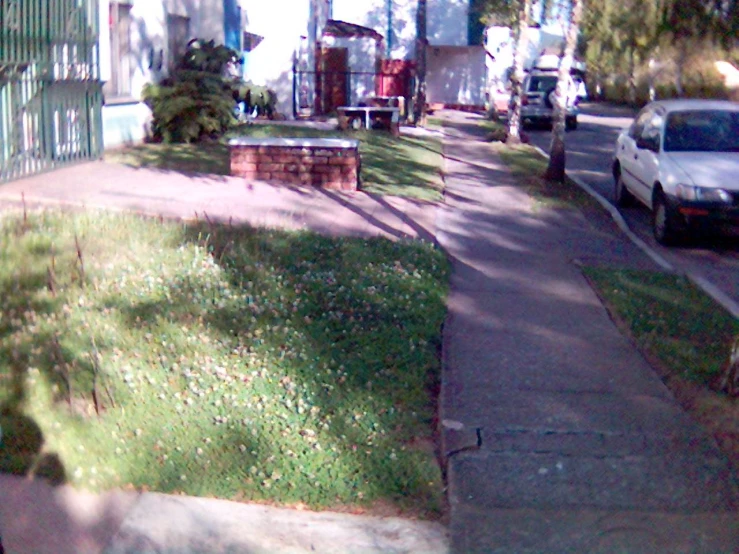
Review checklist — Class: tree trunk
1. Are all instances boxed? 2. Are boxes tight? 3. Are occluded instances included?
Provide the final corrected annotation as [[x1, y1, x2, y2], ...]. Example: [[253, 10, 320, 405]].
[[543, 0, 582, 183], [675, 40, 687, 97], [506, 0, 531, 145], [413, 0, 427, 126], [627, 45, 637, 105]]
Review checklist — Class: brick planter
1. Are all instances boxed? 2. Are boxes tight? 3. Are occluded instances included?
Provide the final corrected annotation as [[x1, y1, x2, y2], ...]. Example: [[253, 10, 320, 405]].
[[228, 137, 360, 191]]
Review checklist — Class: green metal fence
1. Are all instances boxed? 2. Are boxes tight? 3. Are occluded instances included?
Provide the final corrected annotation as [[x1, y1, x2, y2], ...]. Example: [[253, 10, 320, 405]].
[[0, 0, 103, 183]]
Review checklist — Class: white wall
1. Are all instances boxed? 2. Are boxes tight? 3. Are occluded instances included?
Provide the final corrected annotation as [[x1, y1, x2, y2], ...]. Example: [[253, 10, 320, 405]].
[[167, 0, 225, 44], [427, 0, 468, 47], [427, 46, 486, 106], [331, 0, 417, 60], [243, 0, 311, 116]]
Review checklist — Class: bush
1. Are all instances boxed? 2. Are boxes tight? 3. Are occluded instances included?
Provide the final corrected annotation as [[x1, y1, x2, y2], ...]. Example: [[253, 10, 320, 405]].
[[143, 40, 240, 143], [485, 120, 529, 143], [600, 52, 731, 107], [682, 62, 729, 99], [232, 82, 278, 119]]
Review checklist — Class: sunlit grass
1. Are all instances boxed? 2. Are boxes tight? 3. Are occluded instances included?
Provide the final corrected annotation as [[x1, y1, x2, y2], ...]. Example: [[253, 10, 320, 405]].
[[0, 211, 450, 518], [584, 268, 739, 384], [104, 124, 444, 202]]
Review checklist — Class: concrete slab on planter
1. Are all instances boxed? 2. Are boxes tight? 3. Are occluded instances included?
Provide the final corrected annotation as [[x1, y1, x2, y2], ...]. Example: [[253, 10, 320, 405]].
[[228, 137, 359, 149]]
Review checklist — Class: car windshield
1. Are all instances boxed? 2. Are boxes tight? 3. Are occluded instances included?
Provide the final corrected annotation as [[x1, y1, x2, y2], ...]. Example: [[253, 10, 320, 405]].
[[663, 110, 739, 152], [528, 76, 558, 93]]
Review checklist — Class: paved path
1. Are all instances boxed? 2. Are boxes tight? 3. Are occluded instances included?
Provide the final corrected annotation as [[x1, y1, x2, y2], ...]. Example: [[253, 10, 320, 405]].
[[436, 110, 739, 552], [0, 161, 436, 243], [0, 472, 448, 554]]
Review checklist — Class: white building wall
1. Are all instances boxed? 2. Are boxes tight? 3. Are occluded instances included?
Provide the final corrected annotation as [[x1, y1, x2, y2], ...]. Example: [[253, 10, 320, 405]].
[[243, 0, 311, 117], [426, 0, 468, 47], [166, 0, 226, 44], [331, 0, 417, 60], [427, 46, 486, 106]]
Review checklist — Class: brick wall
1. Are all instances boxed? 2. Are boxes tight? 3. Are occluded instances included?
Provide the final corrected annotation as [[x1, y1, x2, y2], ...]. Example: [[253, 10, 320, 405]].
[[229, 138, 360, 191]]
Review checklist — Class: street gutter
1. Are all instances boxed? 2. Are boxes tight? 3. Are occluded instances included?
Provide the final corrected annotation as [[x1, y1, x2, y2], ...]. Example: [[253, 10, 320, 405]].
[[531, 146, 739, 320]]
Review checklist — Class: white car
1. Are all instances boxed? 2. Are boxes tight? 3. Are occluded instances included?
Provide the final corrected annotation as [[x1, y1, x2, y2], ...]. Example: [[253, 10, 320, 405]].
[[613, 99, 739, 245]]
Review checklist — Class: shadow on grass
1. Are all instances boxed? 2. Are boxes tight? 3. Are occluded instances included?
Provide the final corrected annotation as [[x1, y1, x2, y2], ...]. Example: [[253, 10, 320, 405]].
[[105, 125, 445, 202], [1, 210, 449, 518], [0, 230, 68, 487], [105, 142, 231, 177], [111, 221, 447, 516]]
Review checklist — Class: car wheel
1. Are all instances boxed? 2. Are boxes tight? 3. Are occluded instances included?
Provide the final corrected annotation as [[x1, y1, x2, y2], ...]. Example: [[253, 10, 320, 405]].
[[565, 117, 578, 130], [652, 192, 681, 245], [614, 172, 635, 207]]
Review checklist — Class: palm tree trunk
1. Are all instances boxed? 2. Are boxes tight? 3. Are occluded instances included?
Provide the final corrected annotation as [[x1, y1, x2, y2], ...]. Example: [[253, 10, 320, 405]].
[[543, 0, 582, 183], [506, 0, 531, 144]]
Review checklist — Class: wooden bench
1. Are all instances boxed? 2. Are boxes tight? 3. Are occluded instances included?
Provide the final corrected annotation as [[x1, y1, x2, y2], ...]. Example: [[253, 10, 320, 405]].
[[337, 106, 400, 136], [359, 95, 406, 118]]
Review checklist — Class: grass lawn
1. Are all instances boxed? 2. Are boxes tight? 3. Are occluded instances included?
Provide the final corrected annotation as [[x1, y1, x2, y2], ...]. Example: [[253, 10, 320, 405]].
[[583, 268, 739, 385], [584, 267, 739, 468], [0, 211, 450, 518], [105, 123, 444, 202], [493, 142, 600, 211]]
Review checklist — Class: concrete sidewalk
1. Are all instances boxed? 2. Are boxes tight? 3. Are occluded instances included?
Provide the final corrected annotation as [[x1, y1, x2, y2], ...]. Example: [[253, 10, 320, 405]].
[[436, 111, 739, 552], [0, 160, 436, 243], [0, 473, 448, 554]]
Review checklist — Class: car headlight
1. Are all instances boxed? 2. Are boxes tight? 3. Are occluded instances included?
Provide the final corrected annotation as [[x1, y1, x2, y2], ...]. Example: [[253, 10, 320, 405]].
[[676, 184, 733, 203]]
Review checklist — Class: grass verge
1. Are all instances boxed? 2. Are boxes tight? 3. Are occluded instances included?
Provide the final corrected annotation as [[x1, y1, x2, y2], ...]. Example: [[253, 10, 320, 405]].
[[105, 124, 444, 202], [0, 211, 450, 518], [493, 142, 601, 211], [584, 267, 739, 469]]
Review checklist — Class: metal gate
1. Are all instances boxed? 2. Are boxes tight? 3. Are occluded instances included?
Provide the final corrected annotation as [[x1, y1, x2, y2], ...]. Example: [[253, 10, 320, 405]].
[[0, 0, 103, 183]]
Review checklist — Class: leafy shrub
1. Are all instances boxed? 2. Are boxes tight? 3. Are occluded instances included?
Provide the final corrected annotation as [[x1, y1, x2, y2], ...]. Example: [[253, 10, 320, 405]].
[[682, 63, 729, 99], [485, 120, 529, 143], [143, 40, 240, 143], [232, 82, 278, 119]]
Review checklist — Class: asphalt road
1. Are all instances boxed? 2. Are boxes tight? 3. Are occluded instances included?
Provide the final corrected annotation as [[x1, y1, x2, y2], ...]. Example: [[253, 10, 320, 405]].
[[525, 102, 739, 309]]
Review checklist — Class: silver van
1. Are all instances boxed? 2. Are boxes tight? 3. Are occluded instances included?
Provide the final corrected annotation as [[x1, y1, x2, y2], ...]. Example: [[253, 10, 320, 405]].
[[519, 70, 580, 130]]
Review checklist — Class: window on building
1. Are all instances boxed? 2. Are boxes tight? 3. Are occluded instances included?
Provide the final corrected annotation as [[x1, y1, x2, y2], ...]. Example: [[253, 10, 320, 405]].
[[167, 15, 191, 70], [104, 2, 132, 99]]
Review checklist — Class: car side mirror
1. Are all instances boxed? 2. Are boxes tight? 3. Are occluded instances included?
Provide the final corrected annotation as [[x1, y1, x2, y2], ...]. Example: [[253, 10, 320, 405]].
[[637, 134, 660, 153]]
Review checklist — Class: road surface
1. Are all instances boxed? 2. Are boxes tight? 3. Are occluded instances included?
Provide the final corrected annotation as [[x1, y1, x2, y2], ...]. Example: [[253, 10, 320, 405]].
[[525, 102, 739, 308]]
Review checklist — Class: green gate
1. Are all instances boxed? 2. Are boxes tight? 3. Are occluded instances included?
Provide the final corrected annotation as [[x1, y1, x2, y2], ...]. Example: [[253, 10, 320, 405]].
[[0, 0, 103, 183]]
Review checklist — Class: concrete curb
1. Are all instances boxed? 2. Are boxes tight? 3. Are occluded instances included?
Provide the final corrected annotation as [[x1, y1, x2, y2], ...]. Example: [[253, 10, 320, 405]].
[[531, 146, 739, 320]]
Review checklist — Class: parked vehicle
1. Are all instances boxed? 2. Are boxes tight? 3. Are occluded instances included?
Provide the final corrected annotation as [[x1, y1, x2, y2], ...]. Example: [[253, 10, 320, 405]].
[[612, 99, 739, 245], [518, 69, 580, 130]]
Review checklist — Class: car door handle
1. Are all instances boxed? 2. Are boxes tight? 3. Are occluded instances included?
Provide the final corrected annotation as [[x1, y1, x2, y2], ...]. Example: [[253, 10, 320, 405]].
[[634, 154, 638, 160]]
